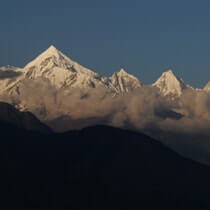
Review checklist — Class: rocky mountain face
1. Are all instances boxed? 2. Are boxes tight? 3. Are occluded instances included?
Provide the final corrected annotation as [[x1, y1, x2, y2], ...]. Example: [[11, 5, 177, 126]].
[[152, 70, 187, 97], [108, 69, 142, 93], [22, 45, 105, 90], [0, 46, 194, 100]]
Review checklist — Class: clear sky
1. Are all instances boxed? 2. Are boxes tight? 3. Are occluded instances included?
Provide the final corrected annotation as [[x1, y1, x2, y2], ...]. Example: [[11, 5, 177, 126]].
[[1, 0, 210, 87]]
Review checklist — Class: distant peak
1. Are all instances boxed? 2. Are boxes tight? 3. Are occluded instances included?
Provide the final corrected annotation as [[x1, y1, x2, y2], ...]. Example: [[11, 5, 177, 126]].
[[112, 69, 141, 83], [43, 45, 60, 55], [158, 70, 180, 81], [23, 46, 98, 79], [49, 45, 56, 49], [162, 69, 175, 76], [119, 68, 127, 73], [117, 68, 129, 76], [153, 69, 187, 96], [24, 45, 72, 69], [167, 69, 174, 73], [156, 70, 184, 84], [111, 69, 132, 78]]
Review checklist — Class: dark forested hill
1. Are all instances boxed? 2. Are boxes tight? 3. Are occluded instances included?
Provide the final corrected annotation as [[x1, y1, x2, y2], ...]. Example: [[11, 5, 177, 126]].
[[0, 122, 210, 208]]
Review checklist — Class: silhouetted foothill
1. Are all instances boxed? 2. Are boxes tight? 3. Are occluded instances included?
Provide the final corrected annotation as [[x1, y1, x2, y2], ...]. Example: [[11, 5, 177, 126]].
[[0, 122, 210, 208], [0, 102, 52, 134]]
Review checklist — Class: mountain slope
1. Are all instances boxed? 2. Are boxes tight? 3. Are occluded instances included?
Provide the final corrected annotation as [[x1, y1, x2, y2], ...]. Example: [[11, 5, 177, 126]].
[[153, 70, 187, 96], [23, 45, 104, 90], [1, 124, 210, 208], [109, 69, 142, 93], [0, 65, 23, 94], [2, 46, 107, 95], [0, 102, 52, 134]]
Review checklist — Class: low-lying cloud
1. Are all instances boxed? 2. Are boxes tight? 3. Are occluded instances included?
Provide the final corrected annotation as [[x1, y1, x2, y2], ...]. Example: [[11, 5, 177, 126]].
[[2, 78, 210, 164], [2, 78, 210, 134], [0, 70, 22, 79]]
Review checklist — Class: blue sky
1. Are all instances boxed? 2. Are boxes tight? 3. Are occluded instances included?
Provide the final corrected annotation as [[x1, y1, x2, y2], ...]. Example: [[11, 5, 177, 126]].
[[1, 0, 210, 87]]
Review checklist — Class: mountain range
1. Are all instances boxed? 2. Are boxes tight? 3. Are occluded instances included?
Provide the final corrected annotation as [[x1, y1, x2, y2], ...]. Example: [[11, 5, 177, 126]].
[[1, 45, 209, 116], [1, 45, 207, 99], [0, 46, 142, 96], [2, 46, 210, 167]]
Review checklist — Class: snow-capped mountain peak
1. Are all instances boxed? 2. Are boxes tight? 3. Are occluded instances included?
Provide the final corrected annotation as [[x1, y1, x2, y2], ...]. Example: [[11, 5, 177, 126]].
[[160, 69, 176, 78], [118, 68, 129, 75], [153, 69, 187, 96], [24, 45, 97, 75], [109, 68, 142, 93], [21, 45, 102, 89], [41, 45, 60, 56], [45, 45, 59, 53], [25, 45, 74, 71]]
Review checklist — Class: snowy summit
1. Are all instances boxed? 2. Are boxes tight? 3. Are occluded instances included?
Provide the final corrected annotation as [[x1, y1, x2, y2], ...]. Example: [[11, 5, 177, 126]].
[[153, 70, 187, 97], [0, 45, 143, 95]]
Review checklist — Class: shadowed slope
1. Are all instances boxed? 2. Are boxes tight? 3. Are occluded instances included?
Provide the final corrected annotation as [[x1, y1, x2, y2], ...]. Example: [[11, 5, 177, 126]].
[[0, 123, 210, 208], [0, 102, 52, 134]]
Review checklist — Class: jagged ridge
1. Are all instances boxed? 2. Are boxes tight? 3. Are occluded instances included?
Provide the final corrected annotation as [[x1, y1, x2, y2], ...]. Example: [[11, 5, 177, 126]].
[[1, 45, 207, 98], [0, 46, 142, 96]]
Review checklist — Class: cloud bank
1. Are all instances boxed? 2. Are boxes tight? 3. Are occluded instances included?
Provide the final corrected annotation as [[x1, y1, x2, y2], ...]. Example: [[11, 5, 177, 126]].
[[2, 78, 210, 134], [2, 78, 210, 164]]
